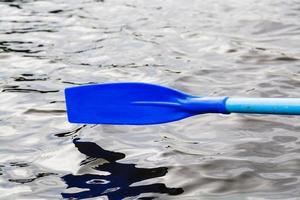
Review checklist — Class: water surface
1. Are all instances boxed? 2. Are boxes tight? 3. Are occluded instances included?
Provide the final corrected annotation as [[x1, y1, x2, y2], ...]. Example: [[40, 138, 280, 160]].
[[1, 0, 300, 199]]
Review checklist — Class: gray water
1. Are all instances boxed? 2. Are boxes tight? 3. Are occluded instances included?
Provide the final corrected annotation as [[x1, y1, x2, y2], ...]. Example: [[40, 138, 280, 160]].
[[1, 0, 300, 199]]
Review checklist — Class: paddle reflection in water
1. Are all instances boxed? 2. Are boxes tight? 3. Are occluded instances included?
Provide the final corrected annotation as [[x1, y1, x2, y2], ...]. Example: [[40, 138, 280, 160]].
[[61, 138, 183, 199]]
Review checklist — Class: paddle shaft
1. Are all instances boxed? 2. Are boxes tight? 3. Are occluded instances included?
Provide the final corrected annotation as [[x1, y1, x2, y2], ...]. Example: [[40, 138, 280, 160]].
[[226, 98, 300, 115]]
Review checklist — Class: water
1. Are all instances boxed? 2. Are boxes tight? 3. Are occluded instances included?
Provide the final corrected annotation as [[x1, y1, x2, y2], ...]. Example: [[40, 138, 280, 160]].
[[0, 0, 300, 199]]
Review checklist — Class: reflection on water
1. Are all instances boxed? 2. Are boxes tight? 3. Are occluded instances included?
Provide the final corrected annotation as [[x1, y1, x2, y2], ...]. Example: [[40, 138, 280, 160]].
[[61, 139, 183, 199]]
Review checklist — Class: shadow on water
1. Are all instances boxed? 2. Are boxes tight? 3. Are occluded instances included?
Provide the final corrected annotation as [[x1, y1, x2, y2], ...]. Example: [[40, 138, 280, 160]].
[[61, 138, 184, 199]]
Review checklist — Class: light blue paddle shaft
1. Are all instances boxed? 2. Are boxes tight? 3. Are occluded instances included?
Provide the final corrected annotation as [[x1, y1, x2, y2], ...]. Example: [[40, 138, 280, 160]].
[[226, 98, 300, 115]]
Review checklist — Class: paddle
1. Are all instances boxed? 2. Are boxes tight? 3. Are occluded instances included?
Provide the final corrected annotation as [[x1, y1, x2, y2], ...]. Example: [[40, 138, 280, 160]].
[[65, 82, 300, 125]]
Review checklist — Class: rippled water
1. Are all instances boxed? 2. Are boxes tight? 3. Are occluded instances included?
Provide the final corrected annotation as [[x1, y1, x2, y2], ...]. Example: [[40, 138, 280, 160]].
[[1, 0, 300, 199]]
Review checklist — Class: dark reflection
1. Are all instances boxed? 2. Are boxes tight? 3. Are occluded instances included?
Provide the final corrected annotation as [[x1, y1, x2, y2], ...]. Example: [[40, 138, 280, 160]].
[[0, 41, 42, 53], [0, 0, 28, 2], [3, 29, 55, 35], [9, 172, 56, 184], [2, 85, 59, 93], [2, 88, 59, 93], [14, 76, 48, 82], [61, 138, 183, 199], [49, 10, 63, 14], [55, 125, 85, 137], [9, 4, 22, 9], [0, 165, 4, 176]]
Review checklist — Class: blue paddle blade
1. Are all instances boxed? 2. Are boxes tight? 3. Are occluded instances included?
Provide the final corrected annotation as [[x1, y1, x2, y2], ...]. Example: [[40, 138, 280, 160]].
[[65, 82, 228, 125], [65, 82, 193, 125]]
